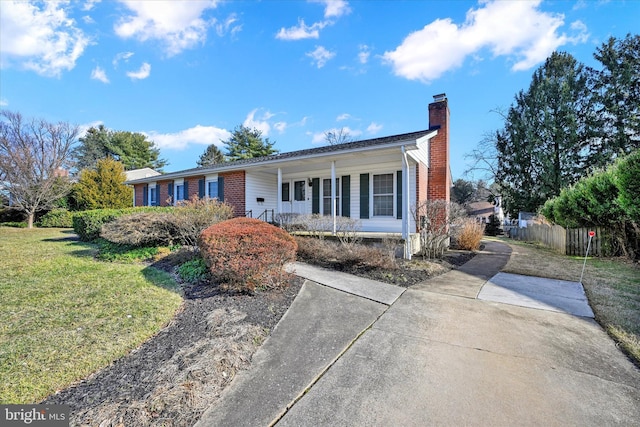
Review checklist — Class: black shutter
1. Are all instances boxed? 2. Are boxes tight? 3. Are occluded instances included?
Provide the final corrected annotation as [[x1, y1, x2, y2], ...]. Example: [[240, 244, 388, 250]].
[[397, 170, 403, 219], [359, 174, 369, 219], [142, 185, 148, 207], [198, 178, 205, 198], [312, 178, 320, 214], [218, 176, 224, 202], [184, 181, 189, 201], [153, 185, 158, 206], [341, 175, 351, 217], [168, 182, 174, 203]]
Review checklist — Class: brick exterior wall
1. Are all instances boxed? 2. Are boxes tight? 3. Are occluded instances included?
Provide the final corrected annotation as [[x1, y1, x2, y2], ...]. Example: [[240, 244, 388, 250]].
[[134, 184, 144, 207], [221, 170, 246, 216], [158, 180, 171, 206], [416, 162, 428, 207], [427, 97, 450, 203], [185, 176, 204, 201]]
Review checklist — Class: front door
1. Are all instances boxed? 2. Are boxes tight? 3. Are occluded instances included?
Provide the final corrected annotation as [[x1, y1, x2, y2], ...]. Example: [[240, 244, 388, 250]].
[[292, 180, 306, 214]]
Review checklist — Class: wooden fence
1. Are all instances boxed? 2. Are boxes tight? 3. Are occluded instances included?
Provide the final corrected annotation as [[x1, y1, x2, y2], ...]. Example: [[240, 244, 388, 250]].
[[509, 224, 612, 257]]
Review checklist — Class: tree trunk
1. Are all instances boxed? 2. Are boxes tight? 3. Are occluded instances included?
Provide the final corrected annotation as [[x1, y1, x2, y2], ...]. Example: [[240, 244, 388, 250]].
[[27, 212, 35, 229]]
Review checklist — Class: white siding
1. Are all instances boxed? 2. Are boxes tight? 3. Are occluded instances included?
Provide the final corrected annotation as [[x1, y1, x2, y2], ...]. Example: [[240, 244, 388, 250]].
[[245, 171, 277, 218]]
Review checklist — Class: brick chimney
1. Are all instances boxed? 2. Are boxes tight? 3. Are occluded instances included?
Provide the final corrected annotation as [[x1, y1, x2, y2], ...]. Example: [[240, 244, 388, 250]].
[[427, 93, 450, 203]]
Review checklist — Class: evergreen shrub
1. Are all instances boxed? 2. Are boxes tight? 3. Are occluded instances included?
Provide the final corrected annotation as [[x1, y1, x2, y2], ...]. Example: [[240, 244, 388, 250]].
[[199, 217, 297, 292]]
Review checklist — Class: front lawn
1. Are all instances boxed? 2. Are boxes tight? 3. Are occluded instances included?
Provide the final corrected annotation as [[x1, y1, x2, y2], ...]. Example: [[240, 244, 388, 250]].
[[0, 228, 183, 404], [499, 237, 640, 365]]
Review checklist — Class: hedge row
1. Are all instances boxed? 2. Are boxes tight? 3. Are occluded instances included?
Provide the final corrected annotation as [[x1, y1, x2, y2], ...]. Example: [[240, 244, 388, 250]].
[[73, 207, 172, 241], [541, 149, 640, 228]]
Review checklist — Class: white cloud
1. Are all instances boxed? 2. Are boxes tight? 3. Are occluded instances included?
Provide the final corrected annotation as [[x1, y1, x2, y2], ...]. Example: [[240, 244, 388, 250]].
[[383, 0, 589, 82], [146, 125, 232, 150], [82, 0, 102, 11], [337, 113, 351, 121], [274, 122, 287, 133], [83, 15, 95, 24], [0, 1, 90, 77], [79, 120, 104, 136], [358, 44, 371, 64], [113, 51, 134, 68], [216, 13, 242, 37], [243, 109, 275, 135], [366, 122, 383, 134], [126, 62, 151, 80], [91, 66, 109, 83], [0, 98, 8, 107], [276, 19, 327, 40], [114, 0, 219, 56], [310, 0, 352, 18], [307, 46, 335, 68]]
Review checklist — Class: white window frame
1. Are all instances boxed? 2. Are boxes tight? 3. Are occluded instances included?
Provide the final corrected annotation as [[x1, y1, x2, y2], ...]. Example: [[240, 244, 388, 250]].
[[322, 178, 340, 216], [148, 182, 157, 206], [174, 178, 185, 205], [205, 175, 218, 200], [371, 173, 395, 218]]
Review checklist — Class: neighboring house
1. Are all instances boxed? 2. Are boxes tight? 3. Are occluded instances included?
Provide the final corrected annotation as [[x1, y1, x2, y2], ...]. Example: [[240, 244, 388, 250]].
[[126, 94, 452, 258], [468, 197, 505, 224], [125, 168, 162, 181]]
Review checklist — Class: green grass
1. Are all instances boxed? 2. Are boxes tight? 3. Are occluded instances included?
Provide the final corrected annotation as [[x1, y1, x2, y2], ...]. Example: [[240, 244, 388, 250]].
[[497, 237, 640, 364], [0, 228, 183, 403]]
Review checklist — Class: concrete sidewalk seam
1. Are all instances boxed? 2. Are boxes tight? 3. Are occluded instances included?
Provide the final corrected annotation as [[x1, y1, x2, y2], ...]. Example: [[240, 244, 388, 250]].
[[269, 301, 394, 426], [309, 280, 407, 307]]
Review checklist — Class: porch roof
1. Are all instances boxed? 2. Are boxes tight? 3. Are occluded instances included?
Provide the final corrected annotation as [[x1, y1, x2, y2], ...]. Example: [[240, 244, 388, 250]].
[[127, 128, 436, 184]]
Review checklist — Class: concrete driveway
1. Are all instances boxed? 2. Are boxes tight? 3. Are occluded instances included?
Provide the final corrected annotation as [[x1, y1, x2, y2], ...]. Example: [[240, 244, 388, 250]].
[[197, 241, 640, 426]]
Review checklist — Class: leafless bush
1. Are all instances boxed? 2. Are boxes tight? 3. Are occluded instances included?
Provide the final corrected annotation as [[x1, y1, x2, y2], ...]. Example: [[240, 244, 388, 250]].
[[335, 217, 362, 248], [101, 212, 176, 246], [412, 200, 467, 259], [300, 214, 333, 239], [275, 213, 305, 233], [295, 236, 397, 270], [172, 196, 234, 248]]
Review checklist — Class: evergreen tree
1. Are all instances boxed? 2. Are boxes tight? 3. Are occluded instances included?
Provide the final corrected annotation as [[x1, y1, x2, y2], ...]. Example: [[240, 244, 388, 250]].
[[73, 158, 133, 210], [590, 34, 640, 166], [73, 126, 167, 172], [223, 125, 278, 161], [496, 52, 595, 216], [197, 144, 225, 167]]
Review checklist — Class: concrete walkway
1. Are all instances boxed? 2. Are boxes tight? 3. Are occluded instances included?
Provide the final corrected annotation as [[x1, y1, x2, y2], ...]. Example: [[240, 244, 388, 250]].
[[196, 241, 640, 426]]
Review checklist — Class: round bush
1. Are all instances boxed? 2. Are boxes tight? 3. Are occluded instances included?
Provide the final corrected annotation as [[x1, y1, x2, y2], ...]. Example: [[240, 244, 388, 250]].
[[199, 218, 297, 292]]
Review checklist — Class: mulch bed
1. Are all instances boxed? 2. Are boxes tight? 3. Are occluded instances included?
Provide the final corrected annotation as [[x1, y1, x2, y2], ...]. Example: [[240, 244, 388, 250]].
[[43, 248, 475, 426]]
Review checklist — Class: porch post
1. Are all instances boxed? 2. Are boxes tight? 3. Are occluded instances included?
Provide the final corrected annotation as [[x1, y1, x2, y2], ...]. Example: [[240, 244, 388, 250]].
[[277, 168, 282, 216], [401, 147, 411, 259], [331, 161, 336, 234]]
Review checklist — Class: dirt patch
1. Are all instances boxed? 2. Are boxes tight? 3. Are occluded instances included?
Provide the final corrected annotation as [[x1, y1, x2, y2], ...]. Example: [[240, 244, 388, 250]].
[[42, 276, 303, 427]]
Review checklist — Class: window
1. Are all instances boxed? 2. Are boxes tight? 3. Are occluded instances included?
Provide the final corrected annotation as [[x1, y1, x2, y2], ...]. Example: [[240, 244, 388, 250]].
[[373, 173, 394, 216], [282, 182, 290, 202], [208, 181, 218, 199], [294, 181, 305, 202], [322, 178, 340, 216], [149, 186, 157, 206], [175, 184, 185, 202]]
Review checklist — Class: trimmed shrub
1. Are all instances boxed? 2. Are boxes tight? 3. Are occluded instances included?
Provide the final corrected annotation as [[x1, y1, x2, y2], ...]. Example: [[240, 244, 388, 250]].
[[101, 212, 176, 246], [295, 236, 397, 270], [38, 208, 74, 228], [73, 207, 171, 241], [454, 218, 485, 250], [199, 218, 298, 292], [0, 222, 27, 228]]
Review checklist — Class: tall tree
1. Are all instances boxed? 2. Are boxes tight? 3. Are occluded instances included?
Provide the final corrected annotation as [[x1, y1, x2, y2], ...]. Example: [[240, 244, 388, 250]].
[[0, 111, 78, 228], [451, 179, 475, 206], [197, 144, 225, 167], [324, 127, 354, 145], [223, 125, 278, 161], [73, 158, 133, 210], [496, 52, 595, 216], [590, 34, 640, 166], [73, 126, 167, 171]]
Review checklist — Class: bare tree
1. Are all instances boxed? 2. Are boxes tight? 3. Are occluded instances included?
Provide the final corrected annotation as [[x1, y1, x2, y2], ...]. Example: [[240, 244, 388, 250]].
[[0, 111, 78, 227], [324, 127, 354, 145], [411, 200, 467, 259]]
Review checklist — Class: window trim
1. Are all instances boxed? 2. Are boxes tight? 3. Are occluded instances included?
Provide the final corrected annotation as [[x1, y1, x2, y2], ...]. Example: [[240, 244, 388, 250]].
[[371, 173, 395, 218], [322, 177, 340, 216]]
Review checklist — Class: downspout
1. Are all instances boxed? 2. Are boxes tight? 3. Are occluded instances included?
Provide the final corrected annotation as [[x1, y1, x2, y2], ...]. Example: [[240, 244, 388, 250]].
[[401, 146, 411, 260], [331, 161, 336, 235], [277, 168, 282, 218]]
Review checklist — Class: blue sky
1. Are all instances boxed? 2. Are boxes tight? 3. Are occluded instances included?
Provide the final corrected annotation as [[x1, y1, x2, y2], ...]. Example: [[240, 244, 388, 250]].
[[1, 0, 638, 179]]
